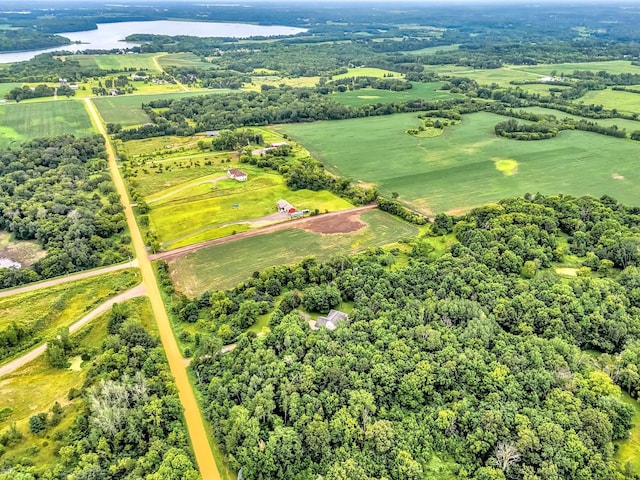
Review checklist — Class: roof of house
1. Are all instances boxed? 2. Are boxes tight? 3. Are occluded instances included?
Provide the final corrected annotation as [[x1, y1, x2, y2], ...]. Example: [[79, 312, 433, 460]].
[[271, 142, 288, 147], [277, 199, 295, 211], [316, 309, 348, 330], [228, 169, 247, 177]]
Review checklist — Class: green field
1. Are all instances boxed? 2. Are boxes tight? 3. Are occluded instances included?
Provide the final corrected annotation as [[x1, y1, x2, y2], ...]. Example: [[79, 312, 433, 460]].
[[332, 81, 461, 106], [168, 209, 418, 296], [0, 100, 94, 148], [95, 90, 229, 127], [157, 52, 214, 69], [0, 296, 154, 468], [519, 106, 640, 133], [72, 53, 161, 71], [0, 269, 139, 362], [0, 82, 21, 97], [278, 111, 640, 214], [149, 167, 352, 247], [332, 67, 405, 80], [578, 88, 640, 115]]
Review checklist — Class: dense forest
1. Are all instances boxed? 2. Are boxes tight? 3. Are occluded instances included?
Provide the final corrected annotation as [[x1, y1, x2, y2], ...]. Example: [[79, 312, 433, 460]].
[[0, 302, 200, 479], [164, 194, 640, 480], [0, 135, 131, 287]]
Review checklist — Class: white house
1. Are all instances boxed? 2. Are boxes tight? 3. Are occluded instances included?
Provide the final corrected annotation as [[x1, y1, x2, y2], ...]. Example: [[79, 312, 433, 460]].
[[227, 169, 248, 181]]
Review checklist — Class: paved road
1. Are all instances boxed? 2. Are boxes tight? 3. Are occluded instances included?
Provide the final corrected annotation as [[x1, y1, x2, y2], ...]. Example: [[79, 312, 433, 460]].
[[0, 260, 138, 299], [83, 98, 220, 479], [152, 204, 378, 263], [0, 284, 146, 379]]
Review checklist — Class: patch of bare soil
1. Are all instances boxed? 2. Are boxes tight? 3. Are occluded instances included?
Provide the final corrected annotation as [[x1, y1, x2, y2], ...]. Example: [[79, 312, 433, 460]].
[[613, 173, 625, 180], [0, 232, 46, 267], [295, 210, 366, 234]]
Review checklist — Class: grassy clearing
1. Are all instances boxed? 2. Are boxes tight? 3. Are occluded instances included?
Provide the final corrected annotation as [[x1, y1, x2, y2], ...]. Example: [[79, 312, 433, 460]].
[[0, 269, 139, 361], [0, 100, 94, 149], [616, 392, 640, 475], [332, 81, 461, 106], [246, 75, 321, 91], [404, 44, 460, 55], [514, 60, 640, 76], [332, 67, 404, 80], [278, 111, 640, 214], [0, 296, 154, 468], [169, 210, 419, 296], [120, 134, 206, 158], [0, 82, 20, 97], [149, 168, 352, 245]]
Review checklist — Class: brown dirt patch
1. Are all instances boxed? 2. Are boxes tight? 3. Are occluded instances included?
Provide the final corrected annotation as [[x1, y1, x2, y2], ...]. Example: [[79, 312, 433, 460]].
[[295, 211, 366, 234], [613, 173, 625, 180]]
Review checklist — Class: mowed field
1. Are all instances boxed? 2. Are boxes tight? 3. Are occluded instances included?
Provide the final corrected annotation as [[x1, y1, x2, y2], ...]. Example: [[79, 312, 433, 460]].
[[0, 100, 94, 148], [148, 167, 352, 248], [168, 209, 418, 296], [72, 53, 161, 71], [578, 88, 640, 115], [278, 111, 640, 214], [331, 81, 461, 106], [94, 90, 228, 126]]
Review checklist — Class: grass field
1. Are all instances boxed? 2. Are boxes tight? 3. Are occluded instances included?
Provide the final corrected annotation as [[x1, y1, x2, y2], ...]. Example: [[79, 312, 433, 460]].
[[0, 82, 20, 97], [0, 296, 154, 468], [157, 52, 215, 70], [168, 210, 419, 296], [404, 44, 460, 55], [0, 100, 94, 149], [277, 111, 640, 214], [95, 91, 227, 127], [332, 67, 405, 80], [616, 392, 640, 475], [149, 167, 352, 246], [0, 269, 139, 361], [71, 53, 161, 71], [332, 81, 461, 106], [519, 106, 640, 133], [578, 88, 640, 116]]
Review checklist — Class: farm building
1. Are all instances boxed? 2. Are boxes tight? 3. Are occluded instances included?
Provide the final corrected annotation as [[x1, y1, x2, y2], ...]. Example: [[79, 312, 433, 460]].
[[205, 130, 220, 137], [270, 142, 288, 148], [277, 199, 296, 214], [227, 169, 248, 181], [316, 310, 349, 330]]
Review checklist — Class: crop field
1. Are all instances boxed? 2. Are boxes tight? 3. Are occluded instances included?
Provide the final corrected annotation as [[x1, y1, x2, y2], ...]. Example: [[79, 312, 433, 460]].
[[578, 88, 640, 115], [515, 60, 640, 76], [72, 53, 161, 71], [332, 81, 461, 106], [0, 297, 154, 468], [148, 167, 352, 247], [332, 67, 405, 80], [519, 106, 640, 133], [278, 111, 640, 214], [0, 100, 94, 149], [94, 91, 220, 126], [157, 52, 214, 69], [0, 269, 139, 361], [168, 210, 419, 296]]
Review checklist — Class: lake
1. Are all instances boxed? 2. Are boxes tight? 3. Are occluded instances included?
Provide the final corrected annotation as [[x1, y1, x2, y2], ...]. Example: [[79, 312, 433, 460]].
[[0, 20, 307, 63]]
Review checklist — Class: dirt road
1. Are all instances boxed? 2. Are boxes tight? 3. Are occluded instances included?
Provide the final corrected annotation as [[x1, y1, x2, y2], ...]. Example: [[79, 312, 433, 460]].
[[0, 283, 146, 379], [0, 260, 137, 299], [152, 53, 190, 92], [152, 204, 377, 263], [84, 99, 220, 479]]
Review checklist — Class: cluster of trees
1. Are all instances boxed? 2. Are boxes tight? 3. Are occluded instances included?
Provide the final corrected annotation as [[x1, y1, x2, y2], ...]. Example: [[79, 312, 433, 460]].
[[0, 54, 118, 83], [4, 84, 75, 102], [377, 197, 428, 225], [185, 194, 640, 480], [494, 119, 558, 140], [211, 129, 263, 151], [321, 76, 412, 93], [0, 30, 69, 53], [0, 135, 131, 287], [1, 302, 200, 478]]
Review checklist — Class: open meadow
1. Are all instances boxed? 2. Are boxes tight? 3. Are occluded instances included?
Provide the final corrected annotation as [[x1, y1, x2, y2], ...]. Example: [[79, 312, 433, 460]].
[[0, 297, 154, 468], [0, 100, 94, 149], [71, 53, 161, 71], [332, 67, 404, 80], [578, 88, 640, 115], [331, 81, 461, 106], [277, 111, 640, 214], [0, 269, 139, 362], [168, 209, 418, 296]]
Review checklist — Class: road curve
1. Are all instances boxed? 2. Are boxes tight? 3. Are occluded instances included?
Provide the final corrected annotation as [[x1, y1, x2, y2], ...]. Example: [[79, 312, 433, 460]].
[[83, 98, 220, 479], [0, 283, 146, 379], [0, 260, 138, 299], [152, 204, 378, 263]]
